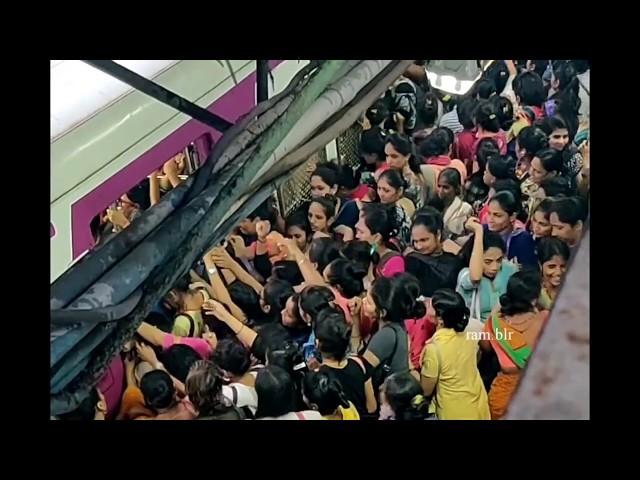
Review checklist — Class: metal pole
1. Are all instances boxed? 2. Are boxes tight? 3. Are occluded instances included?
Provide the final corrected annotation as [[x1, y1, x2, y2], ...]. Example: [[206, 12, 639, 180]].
[[257, 60, 269, 103], [83, 60, 234, 133]]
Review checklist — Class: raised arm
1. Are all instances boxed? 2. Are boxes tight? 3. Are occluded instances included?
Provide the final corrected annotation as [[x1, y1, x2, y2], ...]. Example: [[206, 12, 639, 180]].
[[504, 60, 517, 77], [163, 154, 185, 189], [465, 218, 485, 283], [348, 297, 363, 353], [277, 237, 325, 287], [135, 342, 186, 397], [254, 220, 272, 257], [203, 299, 258, 349], [210, 246, 264, 296], [148, 170, 161, 207], [200, 252, 248, 323]]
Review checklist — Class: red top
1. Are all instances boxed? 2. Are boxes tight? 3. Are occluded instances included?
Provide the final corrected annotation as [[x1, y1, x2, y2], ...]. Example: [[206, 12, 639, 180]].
[[454, 128, 477, 175], [405, 314, 437, 370], [472, 130, 508, 160], [425, 155, 452, 166], [349, 184, 369, 200], [373, 163, 391, 182]]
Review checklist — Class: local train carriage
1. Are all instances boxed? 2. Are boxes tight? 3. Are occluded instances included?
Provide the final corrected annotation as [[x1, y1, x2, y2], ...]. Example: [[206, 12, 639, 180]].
[[50, 60, 310, 283]]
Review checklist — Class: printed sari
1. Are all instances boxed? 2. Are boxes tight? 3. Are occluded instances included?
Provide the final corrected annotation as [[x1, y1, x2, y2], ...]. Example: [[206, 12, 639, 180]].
[[484, 311, 547, 419]]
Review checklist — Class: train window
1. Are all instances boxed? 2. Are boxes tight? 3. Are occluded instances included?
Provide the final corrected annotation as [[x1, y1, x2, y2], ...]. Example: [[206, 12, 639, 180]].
[[186, 143, 199, 174], [91, 135, 214, 249], [189, 132, 214, 172]]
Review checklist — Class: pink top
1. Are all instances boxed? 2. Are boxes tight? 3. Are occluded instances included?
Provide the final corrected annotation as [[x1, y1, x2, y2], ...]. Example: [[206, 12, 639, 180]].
[[478, 201, 491, 224], [378, 255, 405, 278], [97, 355, 125, 420], [330, 287, 353, 324], [162, 334, 213, 360]]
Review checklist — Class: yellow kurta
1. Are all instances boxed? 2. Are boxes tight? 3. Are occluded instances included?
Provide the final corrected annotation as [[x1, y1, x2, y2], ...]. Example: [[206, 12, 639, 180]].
[[421, 328, 490, 420], [324, 401, 361, 420]]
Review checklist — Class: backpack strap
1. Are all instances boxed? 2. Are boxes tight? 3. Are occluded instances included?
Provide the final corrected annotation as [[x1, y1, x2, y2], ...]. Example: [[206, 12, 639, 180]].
[[230, 405, 247, 420], [228, 385, 255, 419], [230, 385, 238, 405], [385, 324, 400, 367], [185, 313, 196, 337], [240, 406, 254, 420], [176, 313, 197, 337]]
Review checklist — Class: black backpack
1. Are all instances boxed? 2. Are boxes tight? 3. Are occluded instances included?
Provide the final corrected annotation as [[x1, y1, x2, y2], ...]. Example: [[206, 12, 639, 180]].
[[371, 324, 400, 392]]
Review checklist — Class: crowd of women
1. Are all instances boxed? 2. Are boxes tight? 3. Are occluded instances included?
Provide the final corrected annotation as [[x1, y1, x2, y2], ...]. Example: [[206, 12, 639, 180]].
[[58, 59, 590, 421]]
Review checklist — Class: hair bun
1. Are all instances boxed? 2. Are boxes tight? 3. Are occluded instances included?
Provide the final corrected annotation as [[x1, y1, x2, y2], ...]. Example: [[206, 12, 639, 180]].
[[400, 295, 426, 320], [411, 301, 427, 320], [499, 293, 512, 306], [454, 309, 470, 332], [499, 291, 532, 316], [346, 262, 368, 281]]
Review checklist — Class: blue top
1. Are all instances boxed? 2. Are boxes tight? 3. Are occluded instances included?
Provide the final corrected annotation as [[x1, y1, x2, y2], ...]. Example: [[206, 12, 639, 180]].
[[456, 261, 518, 323], [333, 199, 360, 230], [484, 225, 537, 268]]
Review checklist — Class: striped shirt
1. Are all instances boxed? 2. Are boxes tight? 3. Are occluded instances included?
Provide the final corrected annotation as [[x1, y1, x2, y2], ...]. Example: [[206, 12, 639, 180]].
[[438, 106, 463, 134]]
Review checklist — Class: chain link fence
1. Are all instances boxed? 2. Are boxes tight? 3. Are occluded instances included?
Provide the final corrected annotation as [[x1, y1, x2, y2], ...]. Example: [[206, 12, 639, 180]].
[[336, 123, 363, 169], [277, 149, 327, 217], [276, 122, 363, 217]]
